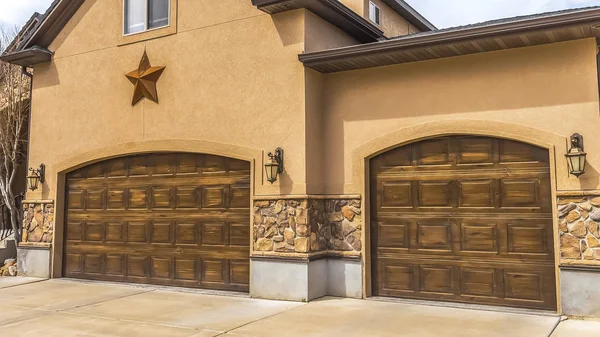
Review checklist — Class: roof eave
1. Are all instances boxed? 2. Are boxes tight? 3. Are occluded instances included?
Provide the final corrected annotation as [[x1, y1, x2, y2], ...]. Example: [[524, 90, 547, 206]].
[[0, 47, 53, 67], [21, 0, 85, 51], [299, 7, 600, 73], [252, 0, 385, 43]]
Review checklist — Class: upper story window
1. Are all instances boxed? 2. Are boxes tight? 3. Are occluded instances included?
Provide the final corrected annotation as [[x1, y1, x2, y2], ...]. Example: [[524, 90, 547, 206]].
[[124, 0, 170, 35], [369, 1, 381, 26]]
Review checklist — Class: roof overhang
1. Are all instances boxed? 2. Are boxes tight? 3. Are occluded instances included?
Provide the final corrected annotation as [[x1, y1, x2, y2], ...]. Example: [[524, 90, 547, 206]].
[[1, 0, 84, 66], [252, 0, 385, 43], [299, 7, 600, 73], [22, 0, 85, 50], [380, 0, 436, 31], [0, 47, 53, 67]]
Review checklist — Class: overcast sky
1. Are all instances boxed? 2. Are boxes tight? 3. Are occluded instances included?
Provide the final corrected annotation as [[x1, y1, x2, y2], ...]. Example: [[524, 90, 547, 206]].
[[1, 0, 600, 31], [405, 0, 600, 28]]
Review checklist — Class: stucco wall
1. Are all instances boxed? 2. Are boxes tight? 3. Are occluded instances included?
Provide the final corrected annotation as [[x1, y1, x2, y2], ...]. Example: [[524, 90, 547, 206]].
[[369, 0, 420, 37], [30, 1, 319, 200], [338, 0, 364, 16], [338, 0, 419, 37], [304, 10, 360, 52], [320, 38, 600, 194]]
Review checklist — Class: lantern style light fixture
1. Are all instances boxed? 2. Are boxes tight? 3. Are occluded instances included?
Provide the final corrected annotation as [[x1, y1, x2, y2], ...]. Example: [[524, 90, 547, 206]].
[[27, 164, 45, 191], [265, 148, 284, 184], [565, 133, 587, 177]]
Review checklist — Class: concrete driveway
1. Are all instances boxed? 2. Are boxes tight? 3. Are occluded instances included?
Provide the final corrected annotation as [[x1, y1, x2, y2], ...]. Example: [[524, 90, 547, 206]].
[[0, 278, 596, 337]]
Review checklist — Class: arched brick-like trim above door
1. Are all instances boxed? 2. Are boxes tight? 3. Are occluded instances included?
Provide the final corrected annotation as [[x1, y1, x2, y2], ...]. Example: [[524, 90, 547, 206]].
[[369, 135, 557, 310], [62, 152, 251, 292]]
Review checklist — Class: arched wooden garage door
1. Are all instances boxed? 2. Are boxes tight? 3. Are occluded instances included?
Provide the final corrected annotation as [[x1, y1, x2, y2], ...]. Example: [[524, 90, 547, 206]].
[[63, 153, 251, 292], [370, 136, 556, 310]]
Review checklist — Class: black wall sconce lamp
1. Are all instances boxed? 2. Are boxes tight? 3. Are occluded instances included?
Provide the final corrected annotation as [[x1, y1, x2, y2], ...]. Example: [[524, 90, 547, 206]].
[[566, 133, 587, 177], [27, 164, 45, 191], [265, 148, 284, 184]]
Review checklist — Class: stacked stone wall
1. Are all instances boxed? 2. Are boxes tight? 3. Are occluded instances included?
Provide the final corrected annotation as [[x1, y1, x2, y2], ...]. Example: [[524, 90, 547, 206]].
[[253, 197, 361, 256], [559, 196, 600, 262], [22, 201, 54, 244]]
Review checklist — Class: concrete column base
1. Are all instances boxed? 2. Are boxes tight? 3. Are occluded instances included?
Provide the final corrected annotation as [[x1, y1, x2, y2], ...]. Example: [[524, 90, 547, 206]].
[[250, 257, 362, 301], [327, 258, 362, 298], [560, 266, 600, 317], [17, 245, 51, 278]]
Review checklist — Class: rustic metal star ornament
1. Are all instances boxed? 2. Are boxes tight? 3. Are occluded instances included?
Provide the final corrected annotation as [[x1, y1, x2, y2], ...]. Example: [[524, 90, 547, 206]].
[[126, 51, 165, 106]]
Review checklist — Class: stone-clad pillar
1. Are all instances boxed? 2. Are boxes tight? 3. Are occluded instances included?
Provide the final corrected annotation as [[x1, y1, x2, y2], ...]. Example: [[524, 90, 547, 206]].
[[250, 196, 362, 301], [558, 194, 600, 318], [18, 200, 54, 278]]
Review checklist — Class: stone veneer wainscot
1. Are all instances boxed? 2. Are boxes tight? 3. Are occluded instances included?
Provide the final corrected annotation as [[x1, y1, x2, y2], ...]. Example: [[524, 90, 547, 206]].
[[253, 198, 361, 256], [559, 195, 600, 262], [22, 201, 54, 244]]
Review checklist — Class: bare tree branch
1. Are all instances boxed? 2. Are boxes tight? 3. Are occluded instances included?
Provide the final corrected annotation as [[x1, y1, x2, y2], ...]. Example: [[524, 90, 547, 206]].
[[0, 26, 30, 238]]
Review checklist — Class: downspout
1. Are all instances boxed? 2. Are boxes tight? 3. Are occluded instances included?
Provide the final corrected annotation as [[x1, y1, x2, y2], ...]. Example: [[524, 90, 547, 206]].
[[18, 66, 33, 244], [597, 45, 600, 111]]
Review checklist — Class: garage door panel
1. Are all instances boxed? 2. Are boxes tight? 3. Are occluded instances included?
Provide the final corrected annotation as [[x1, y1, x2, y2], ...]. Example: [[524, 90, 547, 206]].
[[67, 191, 85, 209], [107, 189, 127, 209], [67, 221, 83, 241], [175, 187, 200, 209], [499, 140, 548, 164], [201, 186, 227, 208], [151, 222, 173, 244], [230, 260, 250, 285], [416, 221, 453, 251], [500, 178, 540, 208], [105, 255, 125, 276], [106, 159, 127, 177], [175, 258, 197, 280], [152, 154, 175, 176], [230, 186, 251, 208], [105, 222, 125, 242], [66, 210, 249, 222], [381, 263, 415, 292], [176, 223, 198, 245], [418, 181, 453, 207], [230, 224, 250, 247], [65, 253, 83, 274], [67, 174, 250, 190], [201, 259, 226, 283], [86, 189, 106, 210], [460, 267, 497, 297], [419, 265, 454, 295], [456, 137, 494, 165], [64, 153, 250, 292], [377, 222, 409, 248], [126, 256, 148, 278], [151, 187, 173, 208], [458, 180, 494, 208], [507, 222, 553, 256], [84, 222, 104, 242], [201, 223, 227, 245], [416, 138, 451, 166], [128, 188, 149, 209], [460, 223, 498, 253], [84, 254, 103, 275], [504, 270, 543, 301], [377, 257, 556, 310], [127, 222, 148, 243], [151, 257, 172, 279], [380, 181, 413, 209], [371, 136, 556, 310]]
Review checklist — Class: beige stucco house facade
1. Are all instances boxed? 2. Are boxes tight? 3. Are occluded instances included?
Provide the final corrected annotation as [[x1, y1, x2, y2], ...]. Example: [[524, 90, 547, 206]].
[[4, 0, 600, 317]]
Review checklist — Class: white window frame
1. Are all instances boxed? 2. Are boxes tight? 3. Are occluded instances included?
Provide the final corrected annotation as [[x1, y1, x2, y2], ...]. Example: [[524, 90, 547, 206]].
[[369, 1, 381, 26], [123, 0, 171, 36]]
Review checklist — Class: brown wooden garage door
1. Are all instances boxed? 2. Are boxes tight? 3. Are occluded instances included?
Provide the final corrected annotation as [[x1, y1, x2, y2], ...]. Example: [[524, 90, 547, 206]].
[[370, 136, 556, 310], [64, 153, 251, 292]]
